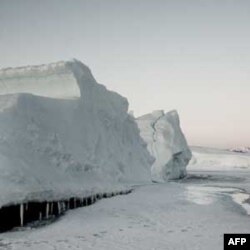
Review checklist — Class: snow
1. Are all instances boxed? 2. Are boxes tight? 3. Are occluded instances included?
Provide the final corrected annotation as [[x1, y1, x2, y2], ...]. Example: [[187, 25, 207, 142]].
[[1, 171, 250, 250], [136, 110, 192, 182], [188, 146, 250, 171], [0, 59, 152, 207]]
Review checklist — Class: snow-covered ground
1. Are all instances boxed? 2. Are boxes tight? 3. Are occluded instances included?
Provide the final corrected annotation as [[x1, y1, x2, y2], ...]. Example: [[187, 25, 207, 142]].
[[1, 148, 250, 250]]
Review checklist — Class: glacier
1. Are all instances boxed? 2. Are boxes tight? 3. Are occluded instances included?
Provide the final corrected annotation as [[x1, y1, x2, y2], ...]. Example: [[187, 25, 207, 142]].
[[0, 59, 153, 208], [136, 110, 192, 182]]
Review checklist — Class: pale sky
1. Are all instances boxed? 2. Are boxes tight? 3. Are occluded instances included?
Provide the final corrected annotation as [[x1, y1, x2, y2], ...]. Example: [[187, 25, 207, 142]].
[[0, 0, 250, 148]]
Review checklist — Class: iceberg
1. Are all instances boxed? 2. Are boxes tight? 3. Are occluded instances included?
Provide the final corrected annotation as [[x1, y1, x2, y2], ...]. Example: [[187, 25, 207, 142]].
[[0, 59, 152, 207], [136, 110, 192, 182]]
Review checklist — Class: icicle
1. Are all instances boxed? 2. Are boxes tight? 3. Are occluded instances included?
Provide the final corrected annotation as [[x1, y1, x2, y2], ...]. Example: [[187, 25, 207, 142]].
[[57, 202, 61, 214], [39, 212, 42, 221], [20, 204, 24, 227], [51, 203, 54, 214], [61, 202, 64, 213], [46, 202, 49, 219], [62, 201, 65, 212], [25, 203, 28, 211]]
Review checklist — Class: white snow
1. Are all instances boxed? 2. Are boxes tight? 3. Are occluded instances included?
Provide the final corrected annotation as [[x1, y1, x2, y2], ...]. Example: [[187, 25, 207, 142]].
[[0, 59, 152, 207], [136, 110, 192, 182]]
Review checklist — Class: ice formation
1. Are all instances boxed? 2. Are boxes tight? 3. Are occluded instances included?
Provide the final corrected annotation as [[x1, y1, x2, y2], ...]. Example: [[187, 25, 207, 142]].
[[0, 59, 152, 207], [136, 110, 192, 182]]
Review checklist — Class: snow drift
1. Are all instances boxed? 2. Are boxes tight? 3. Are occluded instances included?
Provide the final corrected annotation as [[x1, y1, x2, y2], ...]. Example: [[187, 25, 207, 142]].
[[0, 60, 152, 207], [136, 110, 192, 182]]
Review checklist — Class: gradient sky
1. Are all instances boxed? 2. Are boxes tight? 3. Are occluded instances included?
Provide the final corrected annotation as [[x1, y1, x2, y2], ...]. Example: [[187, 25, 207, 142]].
[[0, 0, 250, 148]]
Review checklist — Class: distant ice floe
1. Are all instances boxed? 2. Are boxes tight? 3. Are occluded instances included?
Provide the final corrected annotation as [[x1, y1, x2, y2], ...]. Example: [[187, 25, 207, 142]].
[[188, 146, 250, 171], [229, 147, 250, 154]]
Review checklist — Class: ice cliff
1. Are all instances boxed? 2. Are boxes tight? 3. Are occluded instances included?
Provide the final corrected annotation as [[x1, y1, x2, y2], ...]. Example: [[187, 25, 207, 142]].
[[136, 110, 192, 182], [0, 60, 152, 207]]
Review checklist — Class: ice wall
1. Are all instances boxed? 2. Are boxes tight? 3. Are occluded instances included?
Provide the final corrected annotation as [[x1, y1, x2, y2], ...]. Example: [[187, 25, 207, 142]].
[[136, 110, 192, 182], [0, 60, 152, 207]]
